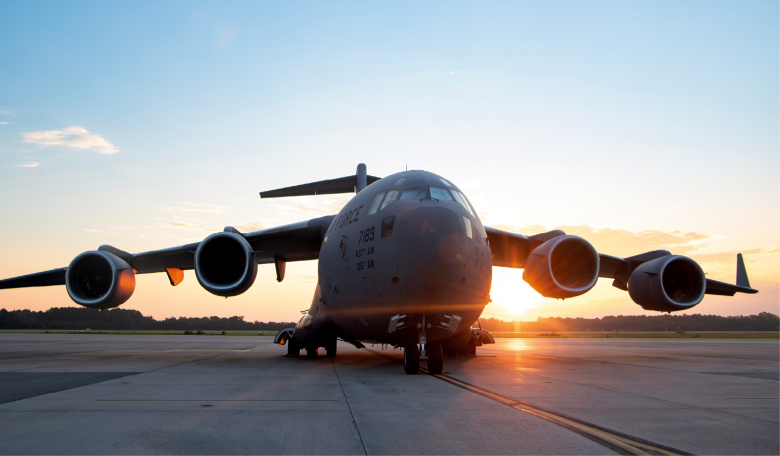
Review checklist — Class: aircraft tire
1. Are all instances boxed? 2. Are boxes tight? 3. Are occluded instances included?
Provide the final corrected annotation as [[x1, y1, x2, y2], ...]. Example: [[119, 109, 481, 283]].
[[326, 339, 337, 358], [427, 342, 443, 375], [306, 347, 318, 358], [463, 337, 477, 356], [404, 344, 419, 375], [287, 339, 300, 357]]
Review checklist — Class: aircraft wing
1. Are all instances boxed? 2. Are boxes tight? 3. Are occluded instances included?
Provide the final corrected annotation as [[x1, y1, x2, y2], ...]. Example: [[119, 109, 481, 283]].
[[0, 215, 335, 290], [485, 226, 757, 311]]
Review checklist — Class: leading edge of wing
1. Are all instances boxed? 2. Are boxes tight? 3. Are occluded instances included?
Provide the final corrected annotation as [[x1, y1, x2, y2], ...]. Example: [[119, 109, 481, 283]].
[[0, 215, 337, 290], [0, 267, 67, 289], [130, 215, 335, 273]]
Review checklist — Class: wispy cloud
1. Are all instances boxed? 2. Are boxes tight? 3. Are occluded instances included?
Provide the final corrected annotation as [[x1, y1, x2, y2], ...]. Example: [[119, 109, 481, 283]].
[[163, 202, 227, 214], [0, 122, 8, 125], [449, 70, 462, 75], [232, 221, 275, 233], [0, 110, 10, 114], [22, 125, 118, 154], [490, 223, 776, 271], [215, 25, 239, 50], [159, 218, 201, 231], [294, 274, 318, 283], [270, 195, 351, 217], [9, 162, 40, 168]]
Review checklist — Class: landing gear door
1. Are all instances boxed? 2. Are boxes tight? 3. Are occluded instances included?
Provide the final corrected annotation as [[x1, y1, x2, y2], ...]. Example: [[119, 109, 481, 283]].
[[326, 278, 343, 315]]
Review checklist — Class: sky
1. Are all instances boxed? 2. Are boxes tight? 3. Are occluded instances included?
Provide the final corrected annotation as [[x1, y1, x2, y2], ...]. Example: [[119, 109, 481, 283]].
[[0, 0, 777, 323]]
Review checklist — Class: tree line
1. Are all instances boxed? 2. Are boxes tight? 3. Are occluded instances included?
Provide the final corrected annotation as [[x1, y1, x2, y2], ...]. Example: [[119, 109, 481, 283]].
[[0, 307, 296, 331], [1, 307, 777, 332], [478, 312, 779, 332]]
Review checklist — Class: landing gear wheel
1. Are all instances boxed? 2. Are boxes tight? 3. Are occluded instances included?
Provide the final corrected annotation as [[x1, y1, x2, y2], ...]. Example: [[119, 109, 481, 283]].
[[287, 338, 300, 357], [306, 347, 318, 358], [404, 344, 420, 375], [463, 337, 477, 356], [427, 342, 443, 375], [326, 339, 337, 358]]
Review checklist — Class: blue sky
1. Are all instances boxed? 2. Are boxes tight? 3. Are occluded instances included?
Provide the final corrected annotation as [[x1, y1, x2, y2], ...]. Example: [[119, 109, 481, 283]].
[[0, 1, 777, 321]]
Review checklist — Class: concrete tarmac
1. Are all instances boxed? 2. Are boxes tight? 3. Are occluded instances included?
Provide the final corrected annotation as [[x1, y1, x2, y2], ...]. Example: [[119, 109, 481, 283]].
[[0, 334, 776, 455]]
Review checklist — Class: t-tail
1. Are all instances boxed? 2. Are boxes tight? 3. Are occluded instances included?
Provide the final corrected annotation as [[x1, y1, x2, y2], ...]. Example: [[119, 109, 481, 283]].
[[259, 163, 381, 198]]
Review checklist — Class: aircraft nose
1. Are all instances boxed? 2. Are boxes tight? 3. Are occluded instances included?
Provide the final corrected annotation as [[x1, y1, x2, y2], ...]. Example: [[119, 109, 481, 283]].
[[396, 206, 468, 291]]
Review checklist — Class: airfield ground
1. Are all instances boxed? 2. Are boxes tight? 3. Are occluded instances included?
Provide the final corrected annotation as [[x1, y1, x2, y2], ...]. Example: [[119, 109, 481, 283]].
[[0, 335, 777, 455], [1, 329, 777, 339]]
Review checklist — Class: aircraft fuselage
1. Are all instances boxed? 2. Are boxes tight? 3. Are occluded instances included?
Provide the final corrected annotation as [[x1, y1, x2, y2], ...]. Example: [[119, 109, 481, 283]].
[[296, 170, 492, 348]]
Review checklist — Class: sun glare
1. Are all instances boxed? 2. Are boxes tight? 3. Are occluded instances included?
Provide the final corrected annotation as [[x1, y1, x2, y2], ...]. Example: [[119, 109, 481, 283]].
[[488, 267, 545, 319]]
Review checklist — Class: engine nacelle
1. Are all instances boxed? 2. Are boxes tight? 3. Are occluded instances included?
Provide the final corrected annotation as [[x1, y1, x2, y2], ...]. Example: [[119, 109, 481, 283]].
[[194, 232, 257, 297], [628, 255, 705, 312], [65, 251, 136, 309], [523, 235, 599, 299]]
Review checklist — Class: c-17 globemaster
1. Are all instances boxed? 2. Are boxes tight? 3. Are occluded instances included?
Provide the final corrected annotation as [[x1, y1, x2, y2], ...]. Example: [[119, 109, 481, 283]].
[[0, 164, 758, 374]]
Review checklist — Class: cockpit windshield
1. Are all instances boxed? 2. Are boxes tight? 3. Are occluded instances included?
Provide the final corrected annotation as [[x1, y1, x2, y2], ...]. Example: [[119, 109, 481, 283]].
[[400, 186, 428, 200], [429, 186, 454, 201]]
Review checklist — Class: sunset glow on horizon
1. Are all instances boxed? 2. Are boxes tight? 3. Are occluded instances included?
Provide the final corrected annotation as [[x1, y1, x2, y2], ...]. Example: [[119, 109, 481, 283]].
[[0, 1, 777, 323]]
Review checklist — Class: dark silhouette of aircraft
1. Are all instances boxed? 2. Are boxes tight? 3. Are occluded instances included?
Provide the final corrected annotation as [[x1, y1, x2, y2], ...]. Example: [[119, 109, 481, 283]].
[[0, 164, 758, 374]]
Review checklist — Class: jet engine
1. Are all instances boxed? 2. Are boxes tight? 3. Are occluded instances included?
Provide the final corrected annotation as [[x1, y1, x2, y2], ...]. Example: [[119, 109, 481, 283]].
[[523, 235, 599, 299], [194, 232, 257, 296], [628, 255, 705, 312], [65, 251, 136, 309]]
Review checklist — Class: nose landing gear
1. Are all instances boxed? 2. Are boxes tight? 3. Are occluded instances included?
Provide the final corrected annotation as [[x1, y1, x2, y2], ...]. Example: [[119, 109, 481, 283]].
[[426, 342, 443, 375], [403, 344, 420, 374], [403, 314, 446, 375], [402, 342, 444, 375]]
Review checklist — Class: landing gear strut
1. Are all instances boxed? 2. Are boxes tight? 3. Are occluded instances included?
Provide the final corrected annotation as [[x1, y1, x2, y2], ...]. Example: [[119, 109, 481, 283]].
[[403, 344, 419, 374]]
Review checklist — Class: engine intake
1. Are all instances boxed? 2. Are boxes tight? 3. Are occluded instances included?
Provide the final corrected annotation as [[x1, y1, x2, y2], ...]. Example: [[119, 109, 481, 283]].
[[628, 255, 705, 312], [524, 235, 599, 299], [195, 232, 257, 296], [65, 251, 135, 309]]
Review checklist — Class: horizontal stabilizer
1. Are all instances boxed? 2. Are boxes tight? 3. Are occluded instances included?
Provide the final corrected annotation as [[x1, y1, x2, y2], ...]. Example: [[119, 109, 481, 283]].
[[261, 175, 381, 198]]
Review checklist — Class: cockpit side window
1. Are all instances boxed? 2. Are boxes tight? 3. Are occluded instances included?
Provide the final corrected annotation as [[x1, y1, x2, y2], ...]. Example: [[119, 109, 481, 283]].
[[399, 186, 428, 200], [458, 191, 477, 217], [380, 190, 399, 210], [367, 192, 385, 216], [429, 186, 454, 201], [452, 191, 475, 217]]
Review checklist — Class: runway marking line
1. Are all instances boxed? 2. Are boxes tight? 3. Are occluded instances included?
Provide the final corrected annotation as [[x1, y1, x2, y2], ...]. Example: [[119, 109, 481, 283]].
[[726, 397, 779, 400], [364, 348, 691, 456], [96, 399, 339, 402], [164, 349, 250, 352]]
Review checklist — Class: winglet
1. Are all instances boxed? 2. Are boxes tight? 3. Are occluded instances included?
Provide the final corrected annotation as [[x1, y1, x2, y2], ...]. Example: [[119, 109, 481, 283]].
[[736, 253, 750, 288], [704, 253, 758, 296]]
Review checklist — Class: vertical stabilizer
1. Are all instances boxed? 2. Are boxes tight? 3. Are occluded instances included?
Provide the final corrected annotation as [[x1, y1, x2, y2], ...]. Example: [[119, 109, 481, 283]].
[[356, 163, 367, 193], [736, 253, 750, 288]]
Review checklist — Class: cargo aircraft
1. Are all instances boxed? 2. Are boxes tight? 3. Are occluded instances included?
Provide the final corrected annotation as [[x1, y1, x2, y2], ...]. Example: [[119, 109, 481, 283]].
[[0, 164, 758, 374]]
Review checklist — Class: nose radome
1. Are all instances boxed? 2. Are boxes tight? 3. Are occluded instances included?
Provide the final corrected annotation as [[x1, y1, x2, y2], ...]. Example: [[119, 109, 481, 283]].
[[397, 207, 468, 291]]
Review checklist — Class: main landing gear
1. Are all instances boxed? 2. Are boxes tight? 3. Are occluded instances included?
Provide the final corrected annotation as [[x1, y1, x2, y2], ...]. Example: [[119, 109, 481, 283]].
[[403, 342, 443, 375]]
